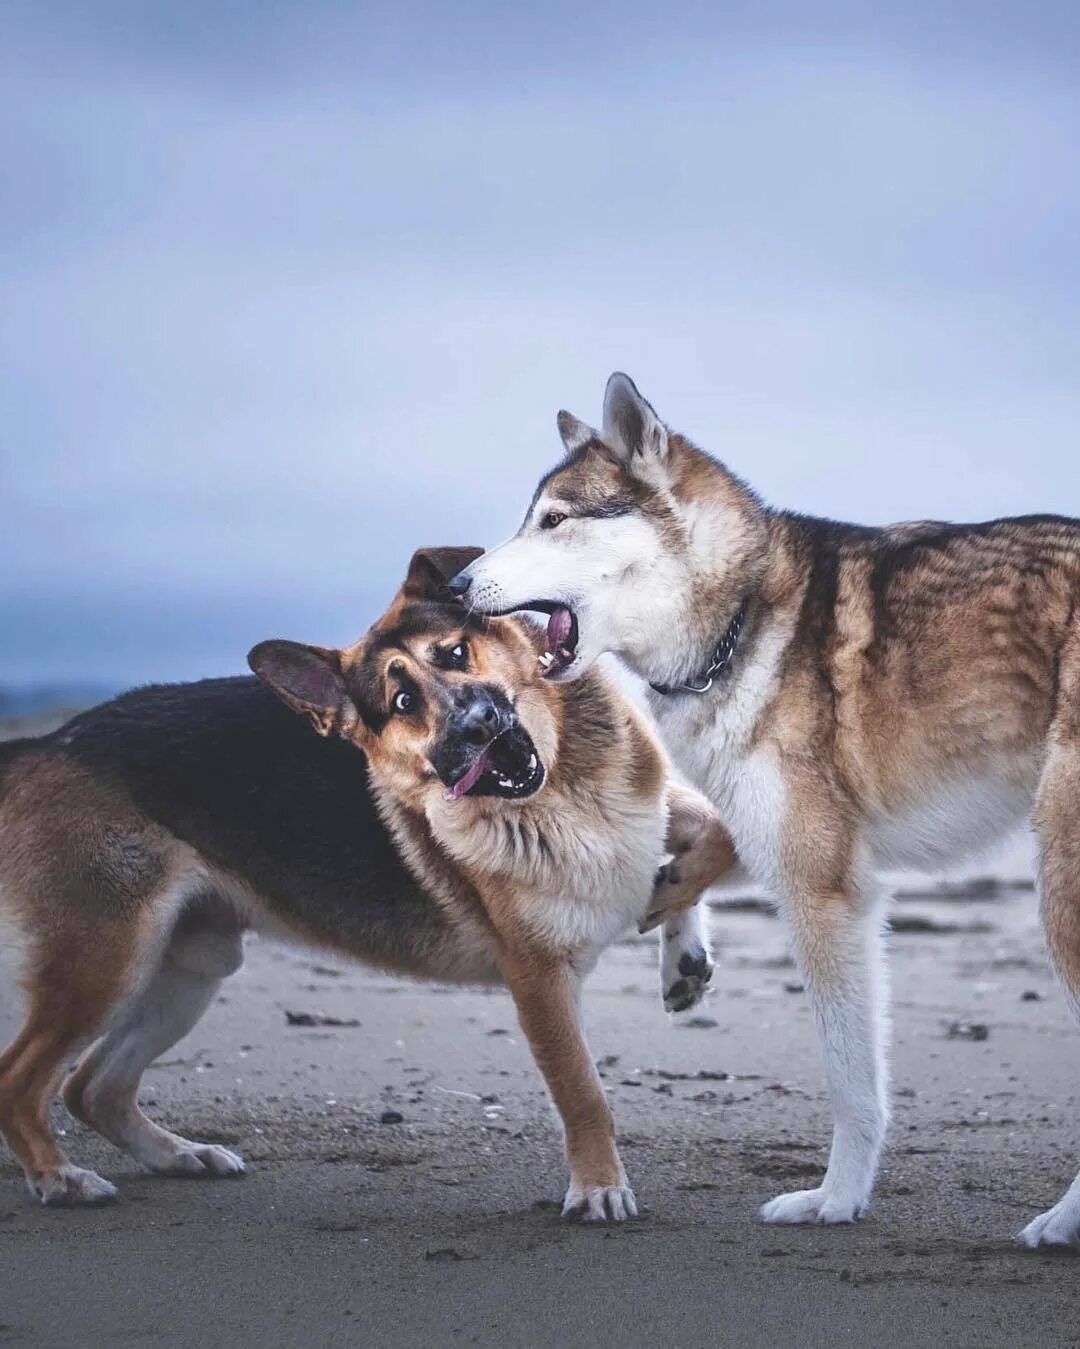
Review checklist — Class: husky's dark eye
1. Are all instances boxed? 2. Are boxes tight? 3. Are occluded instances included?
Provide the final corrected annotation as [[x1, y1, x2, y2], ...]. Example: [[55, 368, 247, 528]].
[[392, 689, 416, 715], [540, 511, 567, 530]]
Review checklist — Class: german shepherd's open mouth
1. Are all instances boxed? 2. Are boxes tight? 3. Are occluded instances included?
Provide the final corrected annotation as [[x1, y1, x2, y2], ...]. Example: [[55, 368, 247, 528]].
[[437, 713, 545, 801]]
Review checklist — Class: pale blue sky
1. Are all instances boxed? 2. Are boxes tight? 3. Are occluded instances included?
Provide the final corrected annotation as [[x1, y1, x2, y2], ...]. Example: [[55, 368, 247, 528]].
[[3, 2, 1079, 686]]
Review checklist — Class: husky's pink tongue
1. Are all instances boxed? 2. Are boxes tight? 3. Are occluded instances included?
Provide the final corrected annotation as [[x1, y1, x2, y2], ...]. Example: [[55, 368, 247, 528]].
[[444, 747, 491, 801], [547, 606, 573, 653]]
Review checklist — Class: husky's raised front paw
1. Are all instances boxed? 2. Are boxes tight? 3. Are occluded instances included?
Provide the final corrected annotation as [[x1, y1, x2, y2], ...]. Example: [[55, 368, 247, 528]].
[[759, 1185, 867, 1225]]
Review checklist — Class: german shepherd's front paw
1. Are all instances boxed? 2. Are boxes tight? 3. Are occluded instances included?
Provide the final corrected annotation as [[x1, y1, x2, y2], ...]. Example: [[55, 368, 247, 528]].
[[639, 861, 691, 933], [641, 859, 716, 937], [29, 1165, 118, 1207], [562, 1179, 638, 1223]]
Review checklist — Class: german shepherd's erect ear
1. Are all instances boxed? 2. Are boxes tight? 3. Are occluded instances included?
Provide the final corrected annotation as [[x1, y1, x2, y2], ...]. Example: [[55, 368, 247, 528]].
[[248, 640, 357, 739], [402, 546, 485, 602]]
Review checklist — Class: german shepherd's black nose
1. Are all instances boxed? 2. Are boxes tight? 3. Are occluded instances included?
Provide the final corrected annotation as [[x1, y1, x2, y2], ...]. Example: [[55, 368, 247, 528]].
[[451, 692, 500, 744], [447, 569, 472, 599]]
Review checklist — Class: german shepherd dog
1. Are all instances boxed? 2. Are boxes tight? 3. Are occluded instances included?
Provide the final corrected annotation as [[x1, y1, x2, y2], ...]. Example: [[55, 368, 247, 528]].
[[451, 375, 1080, 1247], [0, 547, 734, 1220]]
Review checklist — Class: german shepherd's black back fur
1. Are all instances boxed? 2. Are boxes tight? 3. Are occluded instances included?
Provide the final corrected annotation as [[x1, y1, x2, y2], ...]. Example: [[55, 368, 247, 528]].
[[9, 677, 450, 965]]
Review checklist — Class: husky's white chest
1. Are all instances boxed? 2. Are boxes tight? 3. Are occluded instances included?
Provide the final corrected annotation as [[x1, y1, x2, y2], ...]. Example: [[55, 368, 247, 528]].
[[655, 702, 783, 887], [650, 630, 789, 887]]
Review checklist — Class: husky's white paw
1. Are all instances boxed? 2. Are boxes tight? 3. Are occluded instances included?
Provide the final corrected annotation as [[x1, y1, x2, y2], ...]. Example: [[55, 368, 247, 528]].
[[562, 1182, 638, 1223], [1018, 1200, 1080, 1249], [31, 1165, 118, 1207], [156, 1143, 246, 1178], [759, 1185, 867, 1225]]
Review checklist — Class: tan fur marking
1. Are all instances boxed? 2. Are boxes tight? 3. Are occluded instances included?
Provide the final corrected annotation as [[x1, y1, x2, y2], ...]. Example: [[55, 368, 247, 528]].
[[496, 939, 624, 1194]]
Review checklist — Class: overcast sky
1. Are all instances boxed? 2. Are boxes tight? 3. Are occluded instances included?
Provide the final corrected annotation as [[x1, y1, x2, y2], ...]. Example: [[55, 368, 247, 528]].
[[3, 1, 1079, 687]]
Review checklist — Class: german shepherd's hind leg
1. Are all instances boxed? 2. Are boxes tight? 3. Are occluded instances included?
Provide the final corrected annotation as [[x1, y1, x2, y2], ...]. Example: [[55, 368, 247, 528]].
[[0, 928, 144, 1206], [759, 880, 889, 1225], [648, 783, 737, 1013], [1020, 735, 1080, 1247], [64, 905, 246, 1180]]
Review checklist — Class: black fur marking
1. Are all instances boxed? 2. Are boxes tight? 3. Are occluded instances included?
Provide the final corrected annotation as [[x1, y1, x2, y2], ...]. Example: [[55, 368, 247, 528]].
[[38, 678, 451, 965], [678, 949, 709, 978], [665, 978, 690, 1006], [579, 502, 634, 520]]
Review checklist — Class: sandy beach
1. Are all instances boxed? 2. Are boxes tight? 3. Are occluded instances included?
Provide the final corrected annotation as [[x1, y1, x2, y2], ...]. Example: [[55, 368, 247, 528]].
[[1, 716, 1078, 1348]]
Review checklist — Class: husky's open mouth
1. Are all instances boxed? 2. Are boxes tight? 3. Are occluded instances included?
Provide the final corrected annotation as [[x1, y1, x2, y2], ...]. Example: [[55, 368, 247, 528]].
[[538, 605, 579, 679], [497, 600, 580, 679], [441, 723, 545, 801]]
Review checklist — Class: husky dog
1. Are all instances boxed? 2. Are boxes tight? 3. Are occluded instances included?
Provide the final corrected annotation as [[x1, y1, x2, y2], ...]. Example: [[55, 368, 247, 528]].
[[0, 547, 734, 1220], [451, 375, 1080, 1247]]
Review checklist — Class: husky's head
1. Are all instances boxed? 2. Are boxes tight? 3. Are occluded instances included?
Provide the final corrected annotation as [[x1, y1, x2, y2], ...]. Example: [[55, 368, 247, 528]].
[[450, 374, 767, 688], [249, 547, 557, 815]]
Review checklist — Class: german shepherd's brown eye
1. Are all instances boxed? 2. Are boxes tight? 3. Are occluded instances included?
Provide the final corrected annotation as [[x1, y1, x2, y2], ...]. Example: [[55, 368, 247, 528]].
[[392, 689, 416, 715], [540, 511, 567, 530]]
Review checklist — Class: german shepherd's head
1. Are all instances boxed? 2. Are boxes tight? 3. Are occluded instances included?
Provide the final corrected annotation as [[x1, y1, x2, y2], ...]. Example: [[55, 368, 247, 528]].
[[249, 548, 557, 813], [448, 374, 768, 690]]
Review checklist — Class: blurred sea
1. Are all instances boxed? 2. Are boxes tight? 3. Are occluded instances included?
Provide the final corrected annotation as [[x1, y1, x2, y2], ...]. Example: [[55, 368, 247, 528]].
[[0, 682, 117, 719]]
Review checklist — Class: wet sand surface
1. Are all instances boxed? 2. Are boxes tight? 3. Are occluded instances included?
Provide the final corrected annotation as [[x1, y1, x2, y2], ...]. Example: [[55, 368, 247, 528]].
[[1, 726, 1078, 1346]]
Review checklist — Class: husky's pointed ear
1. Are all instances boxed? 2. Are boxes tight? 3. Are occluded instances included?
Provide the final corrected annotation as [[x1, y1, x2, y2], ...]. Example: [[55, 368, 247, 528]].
[[602, 373, 669, 465], [402, 546, 485, 602], [556, 409, 596, 454], [248, 640, 358, 738]]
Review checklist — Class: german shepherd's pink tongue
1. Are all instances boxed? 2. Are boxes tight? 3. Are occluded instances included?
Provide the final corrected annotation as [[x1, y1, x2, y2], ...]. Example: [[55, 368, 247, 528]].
[[444, 747, 492, 801]]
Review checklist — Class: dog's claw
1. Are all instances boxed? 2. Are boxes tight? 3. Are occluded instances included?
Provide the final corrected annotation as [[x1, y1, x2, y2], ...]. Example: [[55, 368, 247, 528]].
[[562, 1183, 638, 1223], [155, 1144, 246, 1179]]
